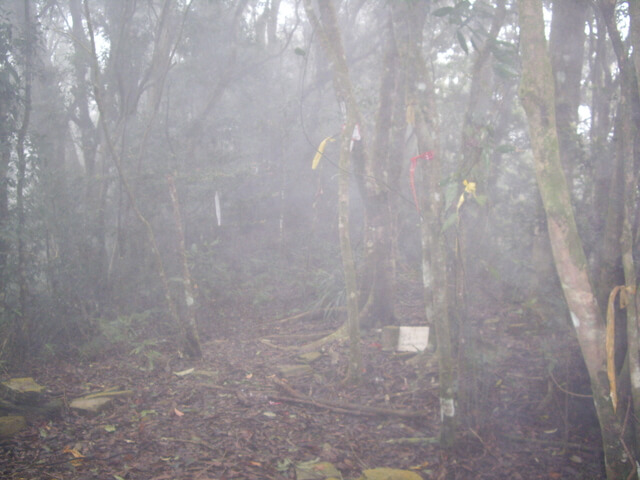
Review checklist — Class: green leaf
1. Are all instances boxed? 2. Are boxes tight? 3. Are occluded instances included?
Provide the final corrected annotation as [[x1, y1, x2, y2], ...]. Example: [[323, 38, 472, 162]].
[[496, 144, 516, 154], [441, 213, 458, 233], [432, 7, 454, 16], [294, 47, 306, 56], [493, 62, 518, 80], [456, 30, 469, 54], [474, 194, 487, 206], [104, 425, 116, 432]]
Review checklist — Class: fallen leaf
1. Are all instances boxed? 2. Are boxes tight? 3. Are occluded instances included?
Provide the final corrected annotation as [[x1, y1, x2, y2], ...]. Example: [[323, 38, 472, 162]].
[[174, 408, 184, 417]]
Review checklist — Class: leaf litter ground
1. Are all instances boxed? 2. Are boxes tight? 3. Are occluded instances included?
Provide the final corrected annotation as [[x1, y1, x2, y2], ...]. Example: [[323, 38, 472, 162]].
[[1, 285, 605, 479]]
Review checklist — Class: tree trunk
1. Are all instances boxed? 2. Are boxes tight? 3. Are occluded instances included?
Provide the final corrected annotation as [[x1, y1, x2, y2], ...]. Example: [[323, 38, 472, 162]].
[[518, 0, 632, 476], [393, 1, 456, 447], [83, 0, 202, 358], [529, 0, 585, 323], [549, 0, 587, 191], [358, 13, 399, 330], [167, 175, 202, 358], [303, 0, 362, 382], [14, 0, 34, 357], [457, 0, 506, 427], [606, 0, 640, 456]]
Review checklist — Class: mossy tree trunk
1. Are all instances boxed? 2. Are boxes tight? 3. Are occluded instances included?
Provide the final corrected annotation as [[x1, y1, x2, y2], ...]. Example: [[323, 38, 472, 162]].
[[518, 0, 632, 476]]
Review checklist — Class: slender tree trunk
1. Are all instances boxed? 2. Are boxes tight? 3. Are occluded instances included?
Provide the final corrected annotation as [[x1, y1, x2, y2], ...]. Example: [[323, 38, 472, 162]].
[[518, 1, 632, 476], [167, 175, 202, 358], [14, 0, 34, 356], [303, 0, 362, 382], [84, 0, 202, 358], [457, 0, 505, 427], [588, 8, 615, 297], [549, 0, 587, 191]]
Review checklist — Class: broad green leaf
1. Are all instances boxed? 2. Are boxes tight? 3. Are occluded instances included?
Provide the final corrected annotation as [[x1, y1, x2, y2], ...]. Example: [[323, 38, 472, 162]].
[[495, 144, 516, 154]]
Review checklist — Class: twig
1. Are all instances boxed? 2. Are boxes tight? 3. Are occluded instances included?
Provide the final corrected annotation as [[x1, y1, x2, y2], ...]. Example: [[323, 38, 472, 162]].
[[549, 367, 592, 398], [384, 436, 440, 445]]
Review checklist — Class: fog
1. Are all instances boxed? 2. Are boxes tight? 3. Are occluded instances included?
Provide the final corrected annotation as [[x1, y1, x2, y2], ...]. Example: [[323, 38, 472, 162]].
[[0, 1, 637, 478]]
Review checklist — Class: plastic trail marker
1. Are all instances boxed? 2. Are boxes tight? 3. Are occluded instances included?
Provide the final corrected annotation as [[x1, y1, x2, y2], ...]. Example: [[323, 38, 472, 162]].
[[409, 150, 435, 211]]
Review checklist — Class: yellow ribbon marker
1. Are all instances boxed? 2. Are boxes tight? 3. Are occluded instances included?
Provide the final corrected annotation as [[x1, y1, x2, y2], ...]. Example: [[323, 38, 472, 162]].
[[464, 179, 476, 196], [311, 136, 335, 170], [456, 179, 477, 212], [406, 103, 416, 127], [606, 285, 637, 413]]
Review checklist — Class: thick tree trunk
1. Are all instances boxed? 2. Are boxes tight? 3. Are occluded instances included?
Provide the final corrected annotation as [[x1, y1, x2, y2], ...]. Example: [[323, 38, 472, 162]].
[[358, 13, 399, 329], [518, 1, 631, 477], [529, 0, 585, 323], [393, 2, 456, 447]]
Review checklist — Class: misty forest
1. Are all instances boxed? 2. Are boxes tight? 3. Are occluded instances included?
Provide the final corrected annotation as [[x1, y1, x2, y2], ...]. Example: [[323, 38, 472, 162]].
[[0, 0, 639, 478]]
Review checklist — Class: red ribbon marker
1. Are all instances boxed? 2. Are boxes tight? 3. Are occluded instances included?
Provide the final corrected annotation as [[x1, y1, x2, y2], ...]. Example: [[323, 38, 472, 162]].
[[409, 150, 435, 211]]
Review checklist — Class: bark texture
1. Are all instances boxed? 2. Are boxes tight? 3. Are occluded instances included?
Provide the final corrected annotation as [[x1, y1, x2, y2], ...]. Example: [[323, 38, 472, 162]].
[[518, 0, 631, 477], [393, 2, 455, 447], [303, 0, 362, 382]]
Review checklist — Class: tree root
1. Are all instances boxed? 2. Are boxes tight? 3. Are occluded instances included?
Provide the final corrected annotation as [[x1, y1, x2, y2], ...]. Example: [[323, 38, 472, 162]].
[[297, 322, 348, 353]]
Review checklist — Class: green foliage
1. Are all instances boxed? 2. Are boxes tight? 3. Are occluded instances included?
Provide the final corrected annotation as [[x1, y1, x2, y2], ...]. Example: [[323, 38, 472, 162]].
[[306, 267, 346, 320], [79, 310, 166, 368]]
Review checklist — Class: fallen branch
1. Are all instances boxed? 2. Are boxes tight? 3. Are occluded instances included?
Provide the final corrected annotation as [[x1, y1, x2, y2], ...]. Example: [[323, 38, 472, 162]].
[[298, 323, 348, 353], [269, 307, 346, 324], [259, 338, 295, 351], [263, 331, 334, 340], [499, 433, 601, 452], [271, 377, 428, 420]]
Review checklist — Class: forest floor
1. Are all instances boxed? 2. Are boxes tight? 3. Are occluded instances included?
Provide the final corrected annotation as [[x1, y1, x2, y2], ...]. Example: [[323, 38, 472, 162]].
[[1, 275, 606, 479]]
